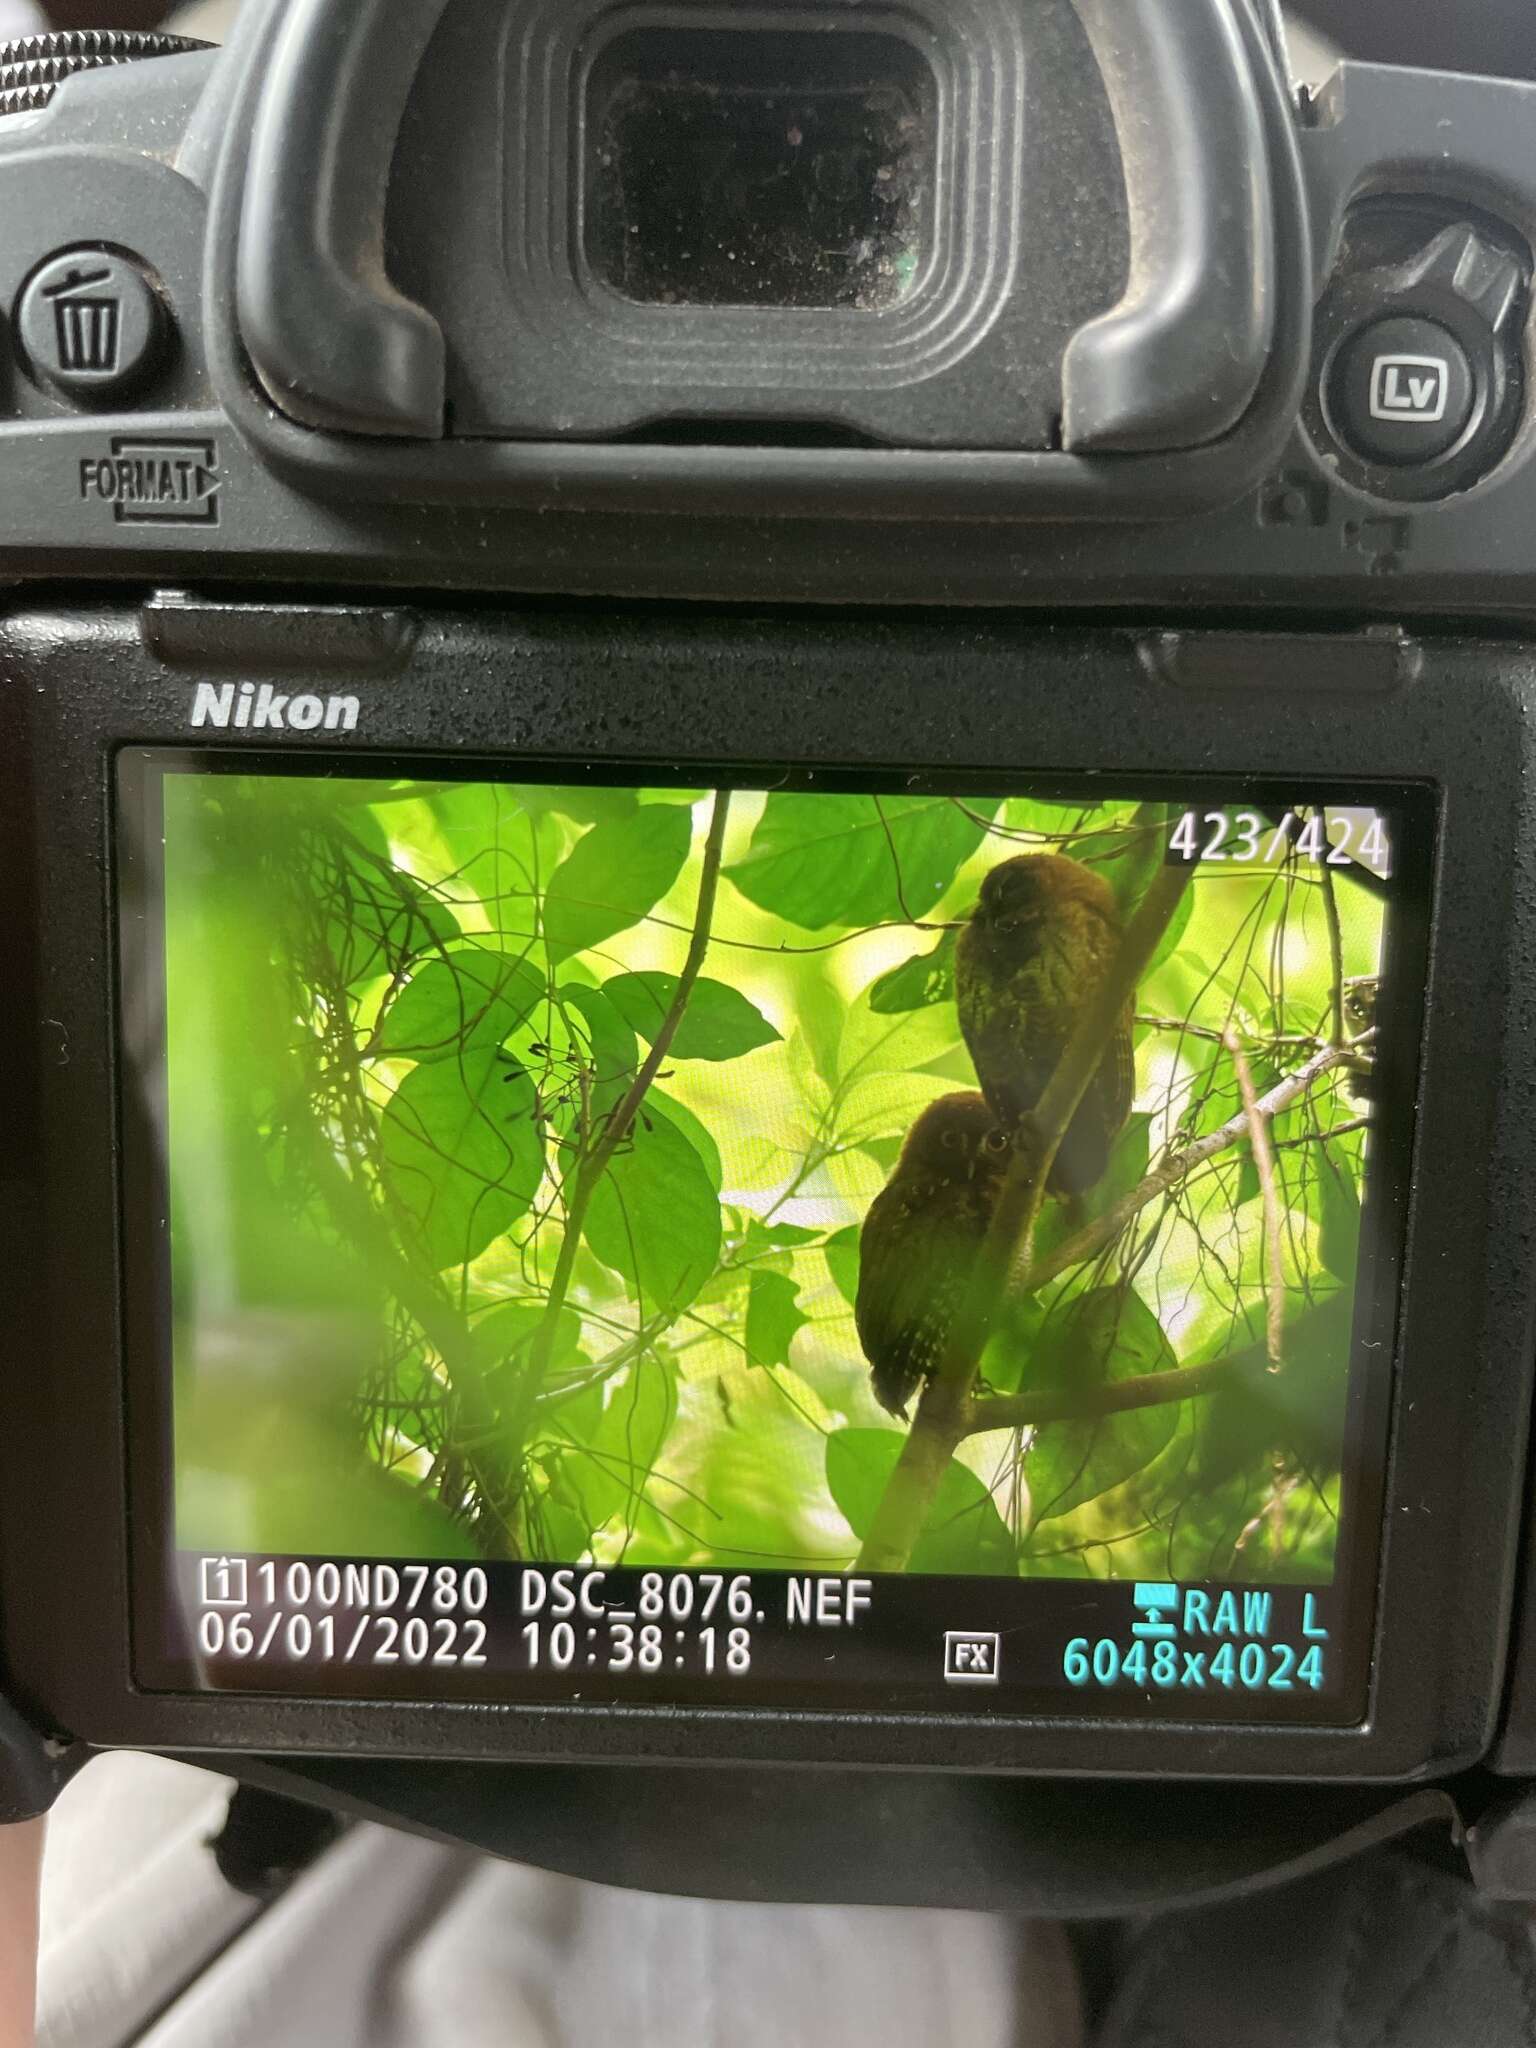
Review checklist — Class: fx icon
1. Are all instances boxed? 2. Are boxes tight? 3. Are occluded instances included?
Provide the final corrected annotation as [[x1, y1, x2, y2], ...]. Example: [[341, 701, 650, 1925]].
[[1369, 354, 1450, 424], [944, 1631, 1002, 1685]]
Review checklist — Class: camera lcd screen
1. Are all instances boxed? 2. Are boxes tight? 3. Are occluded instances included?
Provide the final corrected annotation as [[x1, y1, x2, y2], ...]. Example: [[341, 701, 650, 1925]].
[[117, 758, 1428, 1724]]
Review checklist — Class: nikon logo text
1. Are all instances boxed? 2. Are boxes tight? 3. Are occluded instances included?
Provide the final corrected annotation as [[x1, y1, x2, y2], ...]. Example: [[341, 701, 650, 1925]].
[[191, 682, 361, 734]]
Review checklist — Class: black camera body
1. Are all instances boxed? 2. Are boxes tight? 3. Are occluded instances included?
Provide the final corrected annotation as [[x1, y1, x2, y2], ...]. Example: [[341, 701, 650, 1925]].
[[6, 3, 1536, 1913]]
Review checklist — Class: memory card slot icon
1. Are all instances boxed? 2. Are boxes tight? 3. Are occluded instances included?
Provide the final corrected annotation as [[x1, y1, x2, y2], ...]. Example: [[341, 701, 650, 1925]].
[[1132, 1583, 1180, 1640]]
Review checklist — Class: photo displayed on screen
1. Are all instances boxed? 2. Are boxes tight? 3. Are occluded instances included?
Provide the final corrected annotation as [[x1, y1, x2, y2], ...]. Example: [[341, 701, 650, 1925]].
[[141, 769, 1396, 1614]]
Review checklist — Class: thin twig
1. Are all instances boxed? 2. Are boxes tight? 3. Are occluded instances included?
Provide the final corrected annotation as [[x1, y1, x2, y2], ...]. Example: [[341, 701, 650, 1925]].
[[1135, 1015, 1324, 1050], [1235, 1459, 1301, 1559], [1017, 1036, 1370, 1297], [1225, 1027, 1285, 1373], [499, 793, 734, 1507], [1319, 851, 1348, 1050], [871, 795, 923, 927], [1274, 1118, 1372, 1151]]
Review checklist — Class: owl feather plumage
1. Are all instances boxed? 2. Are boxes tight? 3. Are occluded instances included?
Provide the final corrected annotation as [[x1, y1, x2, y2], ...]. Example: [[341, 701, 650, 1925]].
[[856, 1093, 1010, 1419], [955, 854, 1135, 1198]]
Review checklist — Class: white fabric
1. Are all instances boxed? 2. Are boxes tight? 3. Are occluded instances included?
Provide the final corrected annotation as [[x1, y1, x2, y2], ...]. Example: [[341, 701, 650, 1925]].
[[139, 1819, 1080, 2048], [36, 1756, 254, 2048], [0, 1, 45, 39], [36, 1754, 1079, 2048], [163, 1, 240, 38]]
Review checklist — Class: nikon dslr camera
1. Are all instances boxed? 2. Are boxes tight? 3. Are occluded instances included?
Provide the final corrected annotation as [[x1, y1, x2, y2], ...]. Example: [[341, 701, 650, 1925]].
[[4, 0, 1536, 1914]]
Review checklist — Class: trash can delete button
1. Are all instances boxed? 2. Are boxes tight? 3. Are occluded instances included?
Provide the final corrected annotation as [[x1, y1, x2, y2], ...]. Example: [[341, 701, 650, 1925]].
[[16, 247, 167, 400]]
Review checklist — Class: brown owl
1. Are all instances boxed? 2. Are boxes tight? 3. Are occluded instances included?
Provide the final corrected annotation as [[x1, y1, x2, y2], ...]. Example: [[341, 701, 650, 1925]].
[[955, 854, 1136, 1198], [856, 1093, 1011, 1419]]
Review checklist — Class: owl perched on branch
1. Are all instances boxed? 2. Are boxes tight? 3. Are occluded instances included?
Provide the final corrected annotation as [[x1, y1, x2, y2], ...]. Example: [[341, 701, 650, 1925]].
[[856, 1093, 1011, 1419], [955, 854, 1136, 1198]]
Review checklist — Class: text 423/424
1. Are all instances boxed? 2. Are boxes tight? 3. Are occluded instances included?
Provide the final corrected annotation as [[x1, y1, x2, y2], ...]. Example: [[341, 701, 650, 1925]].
[[1168, 807, 1392, 872]]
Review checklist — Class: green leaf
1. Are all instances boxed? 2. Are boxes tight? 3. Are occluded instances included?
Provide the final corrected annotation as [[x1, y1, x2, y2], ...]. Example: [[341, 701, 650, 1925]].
[[1028, 1115, 1148, 1273], [1028, 1288, 1181, 1521], [584, 1112, 722, 1314], [1088, 1112, 1150, 1222], [510, 785, 638, 826], [647, 1092, 723, 1191], [686, 1410, 830, 1568], [471, 1299, 575, 1368], [867, 929, 959, 1015], [566, 1354, 680, 1533], [374, 948, 545, 1063], [824, 1430, 900, 1540], [859, 1136, 906, 1176], [1003, 797, 1093, 837], [379, 1048, 547, 1272], [747, 1220, 821, 1249], [824, 1225, 861, 1309], [598, 1353, 678, 1478], [728, 794, 995, 931], [979, 1293, 1050, 1398], [549, 1383, 606, 1453], [604, 972, 781, 1063], [825, 1429, 1016, 1576], [411, 785, 558, 939], [542, 805, 694, 963], [1316, 1150, 1362, 1285], [795, 969, 848, 1092], [1195, 1291, 1353, 1489], [1146, 881, 1195, 976], [744, 1272, 810, 1369], [528, 1498, 595, 1564], [471, 1300, 584, 1409]]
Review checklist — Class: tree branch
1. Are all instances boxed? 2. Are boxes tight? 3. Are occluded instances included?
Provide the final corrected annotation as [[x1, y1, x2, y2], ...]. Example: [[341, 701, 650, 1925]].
[[1225, 1027, 1285, 1372], [1018, 1038, 1367, 1297], [500, 793, 734, 1511], [968, 1351, 1245, 1436], [1319, 853, 1347, 1050], [590, 805, 734, 1183], [855, 855, 1195, 1574], [1275, 1117, 1371, 1150]]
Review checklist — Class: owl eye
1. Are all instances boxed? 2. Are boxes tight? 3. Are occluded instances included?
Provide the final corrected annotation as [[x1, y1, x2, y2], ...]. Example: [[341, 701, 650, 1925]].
[[941, 1128, 962, 1148], [984, 1130, 1011, 1156]]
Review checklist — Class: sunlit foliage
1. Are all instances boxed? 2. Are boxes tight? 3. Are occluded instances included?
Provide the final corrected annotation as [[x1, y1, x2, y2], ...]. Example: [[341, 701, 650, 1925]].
[[161, 777, 1385, 1583]]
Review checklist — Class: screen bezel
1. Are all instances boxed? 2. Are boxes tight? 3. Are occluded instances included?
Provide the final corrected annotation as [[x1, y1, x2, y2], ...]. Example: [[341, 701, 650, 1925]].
[[115, 751, 1432, 1731], [6, 600, 1532, 1783]]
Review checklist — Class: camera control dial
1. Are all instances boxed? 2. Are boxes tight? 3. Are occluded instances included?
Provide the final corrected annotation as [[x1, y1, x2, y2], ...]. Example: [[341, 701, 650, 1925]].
[[1309, 210, 1528, 503], [0, 31, 208, 119]]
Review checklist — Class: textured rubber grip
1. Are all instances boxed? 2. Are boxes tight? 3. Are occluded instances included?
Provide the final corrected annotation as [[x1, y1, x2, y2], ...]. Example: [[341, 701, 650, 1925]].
[[0, 31, 209, 118]]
